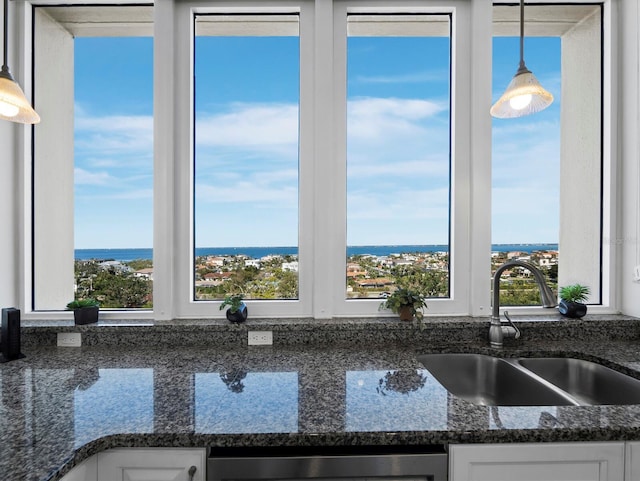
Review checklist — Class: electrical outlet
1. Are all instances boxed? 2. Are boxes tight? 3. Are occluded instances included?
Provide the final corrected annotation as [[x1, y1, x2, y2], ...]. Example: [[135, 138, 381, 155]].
[[634, 265, 640, 283], [248, 330, 273, 346], [57, 332, 82, 347]]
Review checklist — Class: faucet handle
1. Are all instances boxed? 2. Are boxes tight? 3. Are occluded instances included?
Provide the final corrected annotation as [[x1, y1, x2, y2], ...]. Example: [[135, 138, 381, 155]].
[[503, 311, 521, 339]]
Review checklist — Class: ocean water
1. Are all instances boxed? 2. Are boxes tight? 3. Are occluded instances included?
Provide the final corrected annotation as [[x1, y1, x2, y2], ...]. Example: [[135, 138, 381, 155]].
[[75, 244, 558, 262]]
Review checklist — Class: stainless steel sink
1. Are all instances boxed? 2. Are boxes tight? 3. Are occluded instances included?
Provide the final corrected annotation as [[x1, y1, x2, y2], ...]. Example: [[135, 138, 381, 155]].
[[417, 353, 576, 406], [417, 353, 640, 406], [517, 357, 640, 405]]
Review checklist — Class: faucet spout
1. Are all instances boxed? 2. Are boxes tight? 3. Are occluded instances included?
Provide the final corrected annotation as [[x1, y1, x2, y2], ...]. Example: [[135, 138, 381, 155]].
[[490, 260, 557, 348]]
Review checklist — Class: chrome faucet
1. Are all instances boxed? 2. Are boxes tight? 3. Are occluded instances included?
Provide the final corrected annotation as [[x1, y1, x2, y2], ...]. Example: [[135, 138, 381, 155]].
[[490, 260, 557, 348]]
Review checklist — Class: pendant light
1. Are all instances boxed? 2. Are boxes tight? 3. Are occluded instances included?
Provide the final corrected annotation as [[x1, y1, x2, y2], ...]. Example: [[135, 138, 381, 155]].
[[490, 0, 553, 119], [0, 0, 40, 124]]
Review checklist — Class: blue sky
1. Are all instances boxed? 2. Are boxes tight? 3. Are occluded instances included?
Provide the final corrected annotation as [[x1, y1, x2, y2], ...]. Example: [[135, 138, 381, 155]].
[[74, 37, 153, 248], [73, 30, 560, 249]]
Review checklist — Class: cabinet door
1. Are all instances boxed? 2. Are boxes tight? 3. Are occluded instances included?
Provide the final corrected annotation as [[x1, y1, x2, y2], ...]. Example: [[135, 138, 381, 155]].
[[625, 441, 640, 481], [97, 448, 206, 481], [450, 442, 625, 481], [60, 456, 98, 481]]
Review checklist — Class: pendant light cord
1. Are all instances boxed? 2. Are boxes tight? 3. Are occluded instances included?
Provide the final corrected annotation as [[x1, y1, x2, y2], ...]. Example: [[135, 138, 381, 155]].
[[2, 0, 7, 69], [516, 0, 530, 75], [519, 0, 524, 66]]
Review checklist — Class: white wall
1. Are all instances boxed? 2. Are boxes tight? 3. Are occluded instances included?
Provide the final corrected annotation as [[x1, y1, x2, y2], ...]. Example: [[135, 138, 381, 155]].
[[620, 1, 640, 317], [559, 10, 601, 302], [0, 4, 20, 309], [32, 10, 75, 310]]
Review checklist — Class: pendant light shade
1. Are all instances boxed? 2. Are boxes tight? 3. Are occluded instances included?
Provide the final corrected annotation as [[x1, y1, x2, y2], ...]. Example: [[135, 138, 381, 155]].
[[490, 0, 553, 119], [0, 66, 40, 123], [0, 0, 40, 124]]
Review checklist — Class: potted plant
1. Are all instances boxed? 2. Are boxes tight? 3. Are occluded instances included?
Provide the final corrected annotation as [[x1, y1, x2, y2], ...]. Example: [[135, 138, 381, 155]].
[[66, 298, 99, 325], [220, 369, 248, 393], [379, 287, 428, 326], [376, 369, 428, 396], [219, 294, 248, 323], [558, 284, 590, 318]]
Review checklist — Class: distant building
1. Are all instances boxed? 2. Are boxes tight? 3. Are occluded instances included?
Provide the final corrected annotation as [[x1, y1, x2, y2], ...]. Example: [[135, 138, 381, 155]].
[[282, 261, 298, 272], [197, 272, 232, 287], [356, 278, 393, 288], [99, 260, 131, 273], [393, 259, 413, 267], [134, 268, 154, 281], [205, 256, 226, 267], [346, 263, 366, 277], [261, 255, 282, 262]]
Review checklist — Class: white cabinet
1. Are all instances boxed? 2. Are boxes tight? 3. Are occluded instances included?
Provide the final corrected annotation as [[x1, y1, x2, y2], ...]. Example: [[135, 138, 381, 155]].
[[625, 442, 640, 481], [96, 448, 206, 481], [59, 448, 205, 481], [450, 442, 625, 481], [60, 455, 98, 481]]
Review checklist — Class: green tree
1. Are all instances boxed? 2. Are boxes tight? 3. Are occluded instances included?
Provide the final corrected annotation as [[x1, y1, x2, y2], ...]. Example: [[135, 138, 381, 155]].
[[92, 269, 151, 308], [391, 265, 449, 297], [275, 269, 298, 298], [74, 261, 152, 308], [126, 259, 153, 271]]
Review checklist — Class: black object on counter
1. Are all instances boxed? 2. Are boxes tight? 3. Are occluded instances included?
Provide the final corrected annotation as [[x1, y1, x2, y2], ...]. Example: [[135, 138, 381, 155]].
[[1, 308, 25, 362]]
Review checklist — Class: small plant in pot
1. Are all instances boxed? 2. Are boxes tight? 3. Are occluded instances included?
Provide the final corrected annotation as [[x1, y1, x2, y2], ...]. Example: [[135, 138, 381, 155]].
[[379, 287, 428, 328], [66, 298, 99, 325], [558, 284, 590, 318], [376, 369, 428, 396], [219, 294, 248, 323]]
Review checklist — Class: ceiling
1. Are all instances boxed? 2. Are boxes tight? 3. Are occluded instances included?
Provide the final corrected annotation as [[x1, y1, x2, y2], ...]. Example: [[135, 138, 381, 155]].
[[38, 4, 600, 38]]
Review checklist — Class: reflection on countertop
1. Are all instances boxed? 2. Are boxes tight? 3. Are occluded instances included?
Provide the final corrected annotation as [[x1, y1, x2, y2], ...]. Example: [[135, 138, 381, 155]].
[[4, 333, 640, 480]]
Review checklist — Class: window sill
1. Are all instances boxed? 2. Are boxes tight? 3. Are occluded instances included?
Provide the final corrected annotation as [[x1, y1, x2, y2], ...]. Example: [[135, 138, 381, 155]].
[[20, 314, 639, 349]]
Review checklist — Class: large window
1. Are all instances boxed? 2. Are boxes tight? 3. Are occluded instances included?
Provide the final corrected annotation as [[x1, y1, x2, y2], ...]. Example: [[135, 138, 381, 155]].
[[32, 5, 153, 311], [346, 14, 451, 301], [22, 0, 616, 319], [193, 14, 300, 301], [491, 4, 603, 307]]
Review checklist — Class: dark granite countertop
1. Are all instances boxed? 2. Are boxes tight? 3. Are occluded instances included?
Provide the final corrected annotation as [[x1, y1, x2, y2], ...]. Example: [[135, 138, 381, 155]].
[[4, 316, 640, 481]]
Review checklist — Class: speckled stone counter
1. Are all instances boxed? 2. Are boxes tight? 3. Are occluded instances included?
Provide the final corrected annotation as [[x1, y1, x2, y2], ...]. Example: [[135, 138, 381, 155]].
[[4, 316, 640, 481]]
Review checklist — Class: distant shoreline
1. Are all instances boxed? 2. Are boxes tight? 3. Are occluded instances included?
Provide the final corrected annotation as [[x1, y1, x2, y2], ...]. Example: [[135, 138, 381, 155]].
[[75, 244, 559, 262]]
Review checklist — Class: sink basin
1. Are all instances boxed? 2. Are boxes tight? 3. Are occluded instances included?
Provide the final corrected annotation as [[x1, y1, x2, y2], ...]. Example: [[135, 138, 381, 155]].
[[517, 357, 640, 405], [417, 353, 575, 406], [418, 353, 640, 406]]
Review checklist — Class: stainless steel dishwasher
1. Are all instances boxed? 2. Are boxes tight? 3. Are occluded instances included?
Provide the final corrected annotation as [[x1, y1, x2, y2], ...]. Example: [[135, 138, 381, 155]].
[[207, 445, 448, 481]]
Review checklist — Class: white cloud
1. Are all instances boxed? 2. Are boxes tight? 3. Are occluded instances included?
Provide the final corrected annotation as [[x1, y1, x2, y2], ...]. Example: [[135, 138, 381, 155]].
[[354, 71, 449, 84], [347, 186, 450, 245], [493, 185, 560, 243], [348, 157, 447, 179], [492, 119, 561, 189], [76, 115, 152, 133], [255, 168, 299, 184], [350, 96, 444, 120], [192, 98, 451, 230], [196, 182, 298, 206], [112, 188, 154, 200], [491, 111, 562, 243], [348, 187, 449, 220], [347, 97, 446, 141], [74, 168, 113, 186], [196, 103, 299, 149], [75, 112, 154, 160]]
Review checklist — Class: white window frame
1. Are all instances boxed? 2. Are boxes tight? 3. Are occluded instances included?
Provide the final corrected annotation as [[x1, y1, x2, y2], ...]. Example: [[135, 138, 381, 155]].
[[20, 0, 157, 320], [491, 0, 617, 316], [164, 0, 314, 320], [16, 0, 620, 320], [332, 0, 481, 317], [160, 0, 488, 320]]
